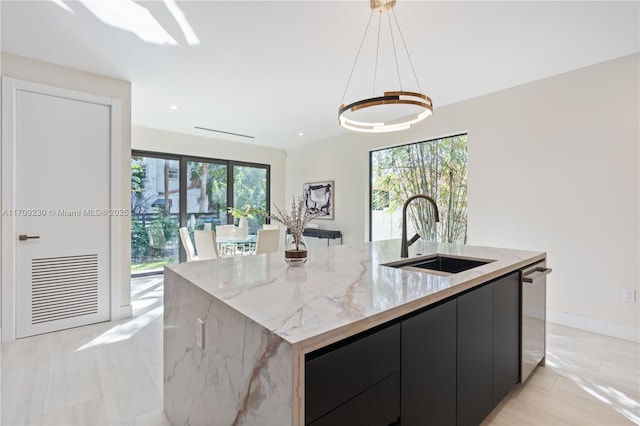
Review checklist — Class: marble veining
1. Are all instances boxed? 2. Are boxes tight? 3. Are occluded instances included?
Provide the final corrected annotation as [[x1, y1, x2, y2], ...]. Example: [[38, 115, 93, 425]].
[[164, 269, 292, 426], [164, 240, 544, 425], [3, 276, 635, 426], [167, 239, 545, 352]]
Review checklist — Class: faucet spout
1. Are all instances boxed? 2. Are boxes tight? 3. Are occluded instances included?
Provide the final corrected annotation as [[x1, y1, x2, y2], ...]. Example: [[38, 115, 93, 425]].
[[407, 233, 421, 247], [400, 194, 440, 258]]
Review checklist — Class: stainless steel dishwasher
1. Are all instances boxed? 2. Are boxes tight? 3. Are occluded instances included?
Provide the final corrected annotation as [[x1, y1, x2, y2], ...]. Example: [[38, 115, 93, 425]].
[[521, 260, 552, 382]]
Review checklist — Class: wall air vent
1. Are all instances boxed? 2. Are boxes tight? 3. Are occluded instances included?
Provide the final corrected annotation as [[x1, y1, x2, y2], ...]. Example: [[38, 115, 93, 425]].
[[194, 126, 254, 139], [31, 254, 99, 324]]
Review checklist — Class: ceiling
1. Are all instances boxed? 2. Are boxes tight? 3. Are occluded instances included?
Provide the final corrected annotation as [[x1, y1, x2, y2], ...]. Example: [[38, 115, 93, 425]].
[[2, 1, 638, 149]]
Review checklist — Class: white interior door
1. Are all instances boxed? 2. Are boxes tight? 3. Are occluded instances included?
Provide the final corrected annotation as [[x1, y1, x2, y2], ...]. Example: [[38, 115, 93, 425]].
[[13, 89, 111, 338]]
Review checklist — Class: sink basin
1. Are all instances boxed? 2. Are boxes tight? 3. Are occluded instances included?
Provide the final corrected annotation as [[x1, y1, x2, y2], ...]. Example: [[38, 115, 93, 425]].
[[382, 254, 494, 275]]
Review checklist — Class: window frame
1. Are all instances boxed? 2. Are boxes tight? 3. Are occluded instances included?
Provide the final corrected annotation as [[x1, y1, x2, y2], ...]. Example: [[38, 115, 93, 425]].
[[131, 150, 271, 269], [368, 133, 468, 242]]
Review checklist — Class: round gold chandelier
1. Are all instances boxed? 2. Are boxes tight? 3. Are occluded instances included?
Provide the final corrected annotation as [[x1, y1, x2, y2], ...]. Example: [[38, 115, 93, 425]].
[[338, 0, 432, 133]]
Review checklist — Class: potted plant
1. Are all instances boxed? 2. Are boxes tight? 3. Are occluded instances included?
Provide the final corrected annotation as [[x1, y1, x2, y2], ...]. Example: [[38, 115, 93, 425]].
[[269, 194, 318, 265], [227, 205, 265, 230]]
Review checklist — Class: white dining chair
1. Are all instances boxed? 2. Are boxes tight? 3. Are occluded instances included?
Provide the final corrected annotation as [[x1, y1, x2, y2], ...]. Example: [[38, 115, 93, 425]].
[[193, 230, 219, 260], [215, 224, 235, 236], [216, 225, 237, 257], [251, 224, 280, 254], [179, 227, 198, 262], [255, 228, 280, 255]]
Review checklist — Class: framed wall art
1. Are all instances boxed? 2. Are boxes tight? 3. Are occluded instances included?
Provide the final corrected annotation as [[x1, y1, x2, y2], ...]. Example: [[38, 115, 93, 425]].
[[303, 181, 334, 220]]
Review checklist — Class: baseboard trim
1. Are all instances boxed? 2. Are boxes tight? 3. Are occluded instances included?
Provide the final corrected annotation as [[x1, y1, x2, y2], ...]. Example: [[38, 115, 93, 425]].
[[547, 309, 639, 343], [120, 305, 133, 320]]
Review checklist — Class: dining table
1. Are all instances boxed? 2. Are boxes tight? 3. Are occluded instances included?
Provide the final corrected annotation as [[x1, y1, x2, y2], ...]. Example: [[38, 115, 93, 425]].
[[216, 234, 257, 257]]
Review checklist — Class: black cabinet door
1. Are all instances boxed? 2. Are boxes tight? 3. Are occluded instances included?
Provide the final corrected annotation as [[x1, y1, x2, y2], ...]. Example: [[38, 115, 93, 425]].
[[457, 283, 493, 426], [309, 372, 400, 426], [306, 323, 400, 424], [492, 272, 520, 405], [401, 299, 457, 426]]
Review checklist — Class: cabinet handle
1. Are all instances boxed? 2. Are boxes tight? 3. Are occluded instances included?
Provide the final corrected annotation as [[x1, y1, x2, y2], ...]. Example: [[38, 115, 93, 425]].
[[18, 234, 40, 241], [522, 267, 552, 283]]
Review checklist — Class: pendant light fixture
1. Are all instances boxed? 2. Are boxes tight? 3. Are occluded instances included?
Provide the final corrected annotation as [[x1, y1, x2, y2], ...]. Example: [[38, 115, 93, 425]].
[[338, 0, 432, 133]]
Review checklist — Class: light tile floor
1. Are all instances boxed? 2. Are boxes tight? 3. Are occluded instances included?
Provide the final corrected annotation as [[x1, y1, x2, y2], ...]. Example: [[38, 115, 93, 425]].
[[2, 276, 638, 425], [483, 322, 639, 425], [1, 276, 168, 426]]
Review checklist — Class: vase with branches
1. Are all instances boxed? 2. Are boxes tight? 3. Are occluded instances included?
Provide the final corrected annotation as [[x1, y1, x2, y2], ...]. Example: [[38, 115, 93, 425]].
[[269, 194, 318, 265]]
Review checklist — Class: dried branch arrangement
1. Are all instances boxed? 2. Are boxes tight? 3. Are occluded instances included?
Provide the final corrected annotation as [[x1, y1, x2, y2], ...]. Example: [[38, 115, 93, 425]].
[[269, 194, 318, 250]]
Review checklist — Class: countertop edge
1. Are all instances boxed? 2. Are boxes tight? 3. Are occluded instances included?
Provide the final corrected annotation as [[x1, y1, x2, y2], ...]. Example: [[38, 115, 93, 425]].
[[166, 240, 546, 353], [291, 253, 546, 355]]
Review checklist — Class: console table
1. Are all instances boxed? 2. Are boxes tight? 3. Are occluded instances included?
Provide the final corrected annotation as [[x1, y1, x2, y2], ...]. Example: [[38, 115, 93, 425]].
[[300, 228, 343, 246]]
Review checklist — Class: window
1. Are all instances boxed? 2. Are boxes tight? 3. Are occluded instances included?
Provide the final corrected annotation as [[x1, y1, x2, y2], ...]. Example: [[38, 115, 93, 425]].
[[168, 167, 179, 180], [131, 154, 181, 274], [371, 189, 389, 211], [185, 160, 228, 232], [136, 163, 148, 182], [370, 134, 468, 243], [131, 151, 270, 274], [233, 164, 268, 234]]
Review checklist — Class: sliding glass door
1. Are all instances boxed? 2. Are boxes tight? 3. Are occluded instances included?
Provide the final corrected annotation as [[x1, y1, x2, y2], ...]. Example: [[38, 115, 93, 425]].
[[131, 151, 270, 274], [131, 154, 181, 273], [185, 160, 228, 230], [232, 163, 269, 234]]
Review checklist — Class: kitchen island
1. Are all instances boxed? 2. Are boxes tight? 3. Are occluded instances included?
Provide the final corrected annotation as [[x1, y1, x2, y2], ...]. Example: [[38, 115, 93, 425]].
[[163, 239, 546, 425]]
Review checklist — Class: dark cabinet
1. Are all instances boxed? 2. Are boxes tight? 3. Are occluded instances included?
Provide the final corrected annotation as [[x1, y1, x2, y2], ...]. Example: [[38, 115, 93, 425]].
[[305, 323, 400, 425], [457, 273, 521, 426], [305, 272, 522, 426], [492, 272, 520, 404], [309, 372, 400, 426], [401, 299, 457, 426], [457, 283, 494, 426]]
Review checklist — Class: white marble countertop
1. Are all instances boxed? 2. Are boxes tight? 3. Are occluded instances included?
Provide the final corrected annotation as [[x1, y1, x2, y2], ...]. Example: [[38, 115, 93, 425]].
[[167, 239, 545, 352]]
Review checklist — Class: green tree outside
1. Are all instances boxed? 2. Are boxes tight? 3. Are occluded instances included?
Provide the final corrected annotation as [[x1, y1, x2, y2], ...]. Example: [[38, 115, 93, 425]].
[[372, 134, 468, 243]]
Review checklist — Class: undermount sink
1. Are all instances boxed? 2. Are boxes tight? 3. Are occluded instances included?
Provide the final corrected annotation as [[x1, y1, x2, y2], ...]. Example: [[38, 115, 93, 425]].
[[382, 254, 494, 275]]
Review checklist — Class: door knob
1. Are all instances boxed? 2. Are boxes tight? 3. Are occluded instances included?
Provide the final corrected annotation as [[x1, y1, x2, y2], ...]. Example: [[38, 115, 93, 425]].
[[19, 235, 40, 241]]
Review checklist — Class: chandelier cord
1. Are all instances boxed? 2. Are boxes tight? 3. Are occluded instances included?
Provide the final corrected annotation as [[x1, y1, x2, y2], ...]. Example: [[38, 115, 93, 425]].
[[373, 12, 381, 97], [392, 7, 422, 93], [341, 10, 375, 105], [387, 8, 403, 91], [338, 1, 433, 133]]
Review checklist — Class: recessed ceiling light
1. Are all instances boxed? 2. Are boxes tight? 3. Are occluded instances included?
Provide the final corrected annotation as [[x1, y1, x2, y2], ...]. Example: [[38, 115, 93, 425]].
[[170, 105, 179, 110], [298, 132, 304, 136]]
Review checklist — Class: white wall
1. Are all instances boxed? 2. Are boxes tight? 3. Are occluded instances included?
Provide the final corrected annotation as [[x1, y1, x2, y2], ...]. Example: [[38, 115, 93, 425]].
[[132, 125, 287, 228], [286, 54, 639, 340], [0, 53, 133, 320]]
